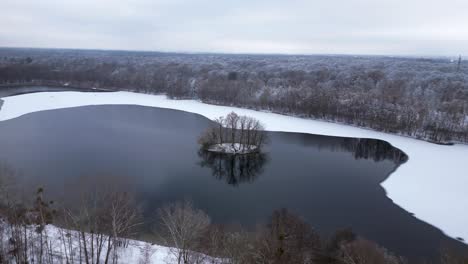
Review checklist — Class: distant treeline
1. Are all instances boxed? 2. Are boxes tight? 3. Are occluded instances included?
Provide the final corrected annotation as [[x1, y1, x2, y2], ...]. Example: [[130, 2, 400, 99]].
[[0, 48, 467, 143]]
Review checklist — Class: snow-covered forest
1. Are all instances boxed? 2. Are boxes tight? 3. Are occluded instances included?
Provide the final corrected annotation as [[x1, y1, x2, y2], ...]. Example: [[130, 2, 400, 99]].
[[0, 48, 467, 143]]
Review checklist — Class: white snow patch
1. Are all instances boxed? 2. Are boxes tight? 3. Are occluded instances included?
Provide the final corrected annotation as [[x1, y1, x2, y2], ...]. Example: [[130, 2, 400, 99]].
[[0, 91, 467, 244], [207, 143, 258, 154]]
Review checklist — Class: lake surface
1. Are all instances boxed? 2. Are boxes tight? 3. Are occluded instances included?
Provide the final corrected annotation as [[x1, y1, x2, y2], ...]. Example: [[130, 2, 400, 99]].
[[0, 85, 108, 98], [0, 104, 464, 261]]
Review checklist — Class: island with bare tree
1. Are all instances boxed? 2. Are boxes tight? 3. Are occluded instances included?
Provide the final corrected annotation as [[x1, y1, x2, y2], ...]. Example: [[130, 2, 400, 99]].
[[198, 112, 267, 154]]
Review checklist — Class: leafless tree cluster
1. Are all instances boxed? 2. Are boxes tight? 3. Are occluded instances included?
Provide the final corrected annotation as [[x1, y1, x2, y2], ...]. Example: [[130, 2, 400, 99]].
[[0, 186, 57, 263], [0, 166, 144, 264], [198, 112, 267, 153], [156, 203, 411, 264], [157, 200, 211, 264], [340, 238, 403, 264], [0, 163, 464, 263], [440, 246, 468, 264], [0, 189, 142, 264], [0, 164, 60, 264], [246, 208, 321, 264], [59, 188, 142, 264], [0, 175, 464, 264], [157, 200, 262, 263], [1, 48, 467, 144]]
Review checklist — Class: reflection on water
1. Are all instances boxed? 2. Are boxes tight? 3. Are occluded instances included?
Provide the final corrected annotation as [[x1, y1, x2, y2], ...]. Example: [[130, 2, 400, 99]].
[[198, 149, 269, 186], [197, 137, 407, 187], [282, 133, 408, 164], [341, 138, 408, 164]]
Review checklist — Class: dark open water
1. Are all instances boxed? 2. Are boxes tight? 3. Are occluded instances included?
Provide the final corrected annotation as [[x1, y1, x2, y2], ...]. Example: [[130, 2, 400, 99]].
[[0, 104, 465, 261]]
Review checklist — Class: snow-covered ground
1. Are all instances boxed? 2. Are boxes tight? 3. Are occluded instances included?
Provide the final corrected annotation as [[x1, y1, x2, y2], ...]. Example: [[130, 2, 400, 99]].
[[0, 219, 215, 264], [207, 143, 258, 154], [0, 91, 467, 245]]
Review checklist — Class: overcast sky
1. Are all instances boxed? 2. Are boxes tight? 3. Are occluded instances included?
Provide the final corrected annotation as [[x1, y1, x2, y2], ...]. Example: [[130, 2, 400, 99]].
[[1, 0, 467, 56]]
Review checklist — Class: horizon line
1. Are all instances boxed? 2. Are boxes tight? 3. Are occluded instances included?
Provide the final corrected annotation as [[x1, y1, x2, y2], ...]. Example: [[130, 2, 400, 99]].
[[0, 46, 463, 59]]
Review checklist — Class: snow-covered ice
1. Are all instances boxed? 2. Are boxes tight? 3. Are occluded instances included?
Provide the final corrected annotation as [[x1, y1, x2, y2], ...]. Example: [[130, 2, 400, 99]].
[[0, 91, 467, 244]]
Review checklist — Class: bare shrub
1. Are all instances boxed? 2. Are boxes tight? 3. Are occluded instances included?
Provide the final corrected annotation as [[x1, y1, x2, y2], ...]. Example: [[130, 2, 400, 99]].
[[138, 243, 156, 264], [248, 209, 321, 264], [157, 200, 211, 264]]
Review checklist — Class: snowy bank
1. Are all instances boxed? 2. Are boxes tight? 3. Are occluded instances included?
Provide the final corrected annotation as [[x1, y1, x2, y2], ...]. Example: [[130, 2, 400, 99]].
[[0, 219, 215, 264], [0, 91, 467, 244]]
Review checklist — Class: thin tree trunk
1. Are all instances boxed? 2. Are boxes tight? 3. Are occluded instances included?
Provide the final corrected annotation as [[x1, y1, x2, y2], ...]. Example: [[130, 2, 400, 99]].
[[81, 231, 90, 264], [104, 238, 112, 264]]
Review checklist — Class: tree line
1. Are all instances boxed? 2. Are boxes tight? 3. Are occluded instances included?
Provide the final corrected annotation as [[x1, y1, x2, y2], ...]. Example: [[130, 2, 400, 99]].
[[0, 48, 467, 144], [0, 183, 409, 264]]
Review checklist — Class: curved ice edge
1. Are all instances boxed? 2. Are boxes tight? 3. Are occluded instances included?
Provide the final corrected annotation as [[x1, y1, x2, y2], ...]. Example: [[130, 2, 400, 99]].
[[0, 90, 467, 244]]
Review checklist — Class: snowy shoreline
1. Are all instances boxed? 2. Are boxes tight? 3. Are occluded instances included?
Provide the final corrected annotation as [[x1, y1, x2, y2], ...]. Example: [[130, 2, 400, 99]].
[[0, 91, 467, 244]]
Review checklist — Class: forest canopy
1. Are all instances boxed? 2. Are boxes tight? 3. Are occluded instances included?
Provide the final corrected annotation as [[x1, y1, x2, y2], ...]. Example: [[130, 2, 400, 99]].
[[0, 48, 467, 144]]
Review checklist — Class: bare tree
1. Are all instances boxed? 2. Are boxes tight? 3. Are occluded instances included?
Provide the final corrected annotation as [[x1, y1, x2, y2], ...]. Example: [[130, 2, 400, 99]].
[[248, 209, 321, 264], [157, 200, 211, 264], [440, 246, 468, 264], [62, 183, 142, 264], [341, 238, 404, 264]]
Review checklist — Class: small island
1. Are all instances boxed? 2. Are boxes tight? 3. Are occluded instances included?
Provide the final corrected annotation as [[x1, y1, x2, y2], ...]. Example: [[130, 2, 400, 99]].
[[198, 112, 267, 154]]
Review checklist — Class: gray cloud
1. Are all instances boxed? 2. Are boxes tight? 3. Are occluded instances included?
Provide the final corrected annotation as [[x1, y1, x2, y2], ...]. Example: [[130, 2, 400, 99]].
[[1, 0, 467, 56]]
